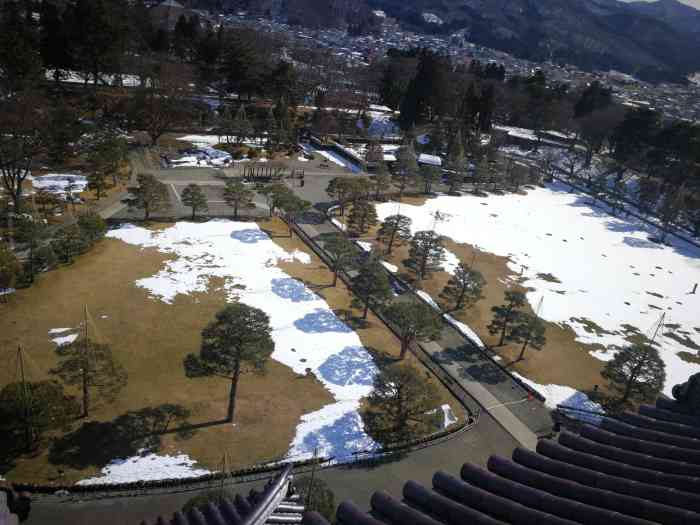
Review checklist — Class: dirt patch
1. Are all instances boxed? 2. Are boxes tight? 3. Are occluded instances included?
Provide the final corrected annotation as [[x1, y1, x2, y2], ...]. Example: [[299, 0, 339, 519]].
[[678, 351, 700, 365], [0, 227, 331, 483]]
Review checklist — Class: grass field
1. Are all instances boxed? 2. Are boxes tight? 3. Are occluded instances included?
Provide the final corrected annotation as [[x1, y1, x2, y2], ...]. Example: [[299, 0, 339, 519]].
[[0, 217, 461, 484]]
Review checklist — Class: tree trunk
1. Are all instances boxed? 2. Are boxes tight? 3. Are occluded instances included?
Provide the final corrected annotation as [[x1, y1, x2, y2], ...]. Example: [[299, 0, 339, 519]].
[[332, 265, 339, 287], [191, 207, 196, 220], [399, 337, 409, 359], [498, 307, 512, 346], [362, 298, 370, 319], [226, 359, 241, 423], [387, 227, 396, 254], [234, 202, 239, 219], [518, 336, 530, 361]]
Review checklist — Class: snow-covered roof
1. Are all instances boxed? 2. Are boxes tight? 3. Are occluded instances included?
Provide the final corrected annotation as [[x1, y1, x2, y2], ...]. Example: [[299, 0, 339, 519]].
[[418, 153, 442, 167]]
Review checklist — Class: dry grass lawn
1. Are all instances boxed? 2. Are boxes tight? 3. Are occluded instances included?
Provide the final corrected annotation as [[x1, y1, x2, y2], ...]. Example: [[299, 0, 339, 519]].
[[0, 216, 462, 484]]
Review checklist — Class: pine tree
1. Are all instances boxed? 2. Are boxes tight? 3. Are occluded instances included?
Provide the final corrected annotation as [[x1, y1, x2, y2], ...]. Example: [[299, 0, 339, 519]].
[[602, 343, 666, 408], [364, 363, 440, 444], [183, 304, 274, 423], [130, 173, 170, 221], [0, 242, 22, 292], [51, 341, 127, 418], [321, 233, 356, 286], [407, 230, 445, 281], [347, 200, 378, 237], [223, 179, 253, 219], [395, 142, 419, 199], [326, 177, 355, 215], [488, 291, 527, 346], [181, 183, 209, 220], [0, 380, 79, 451], [351, 254, 392, 319], [370, 163, 392, 201], [77, 212, 108, 243], [440, 263, 485, 312], [376, 214, 412, 255], [51, 225, 89, 264], [420, 164, 440, 194], [87, 172, 108, 200], [507, 312, 547, 361], [384, 302, 442, 358]]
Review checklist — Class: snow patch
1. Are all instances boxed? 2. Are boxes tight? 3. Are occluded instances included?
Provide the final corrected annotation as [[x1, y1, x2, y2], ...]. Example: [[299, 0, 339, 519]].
[[77, 452, 211, 485]]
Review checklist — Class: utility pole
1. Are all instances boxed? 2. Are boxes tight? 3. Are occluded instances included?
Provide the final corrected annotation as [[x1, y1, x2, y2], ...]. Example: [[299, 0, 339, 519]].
[[306, 447, 319, 508], [81, 304, 90, 418]]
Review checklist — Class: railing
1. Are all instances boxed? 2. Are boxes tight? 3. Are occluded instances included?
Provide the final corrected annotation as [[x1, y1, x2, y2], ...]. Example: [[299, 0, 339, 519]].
[[322, 206, 546, 405], [242, 465, 293, 525]]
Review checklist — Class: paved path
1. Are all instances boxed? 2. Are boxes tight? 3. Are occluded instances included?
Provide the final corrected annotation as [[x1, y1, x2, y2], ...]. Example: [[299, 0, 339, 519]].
[[285, 175, 552, 448], [26, 415, 517, 525]]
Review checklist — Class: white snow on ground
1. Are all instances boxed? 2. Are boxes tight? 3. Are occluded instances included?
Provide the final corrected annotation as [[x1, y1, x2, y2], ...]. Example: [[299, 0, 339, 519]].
[[31, 174, 87, 198], [356, 241, 373, 252], [441, 404, 458, 428], [381, 261, 398, 273], [177, 134, 264, 147], [170, 146, 232, 168], [512, 373, 604, 425], [442, 249, 460, 275], [444, 314, 487, 349], [76, 452, 211, 485], [316, 149, 358, 172], [331, 218, 347, 231], [107, 220, 379, 461], [49, 328, 79, 346], [417, 290, 440, 311], [52, 333, 78, 346], [377, 184, 700, 395]]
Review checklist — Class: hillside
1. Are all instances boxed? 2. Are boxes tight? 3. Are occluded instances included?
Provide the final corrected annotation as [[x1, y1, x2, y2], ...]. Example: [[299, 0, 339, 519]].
[[367, 0, 700, 82]]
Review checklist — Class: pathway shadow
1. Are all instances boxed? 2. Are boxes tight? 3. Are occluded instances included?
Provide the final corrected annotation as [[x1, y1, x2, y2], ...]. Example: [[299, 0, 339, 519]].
[[433, 346, 507, 386], [297, 211, 326, 225], [48, 404, 205, 470]]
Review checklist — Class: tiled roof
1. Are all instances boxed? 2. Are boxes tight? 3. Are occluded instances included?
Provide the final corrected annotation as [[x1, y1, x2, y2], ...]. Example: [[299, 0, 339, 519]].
[[303, 396, 700, 525], [141, 465, 303, 525]]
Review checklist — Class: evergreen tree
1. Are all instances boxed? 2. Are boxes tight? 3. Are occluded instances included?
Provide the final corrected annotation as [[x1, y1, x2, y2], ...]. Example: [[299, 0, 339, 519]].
[[184, 304, 274, 423], [223, 180, 253, 219], [51, 225, 89, 264], [87, 172, 108, 200], [574, 81, 612, 119], [77, 212, 108, 243], [51, 340, 127, 418], [321, 233, 355, 287], [602, 343, 666, 408], [130, 173, 170, 221], [488, 291, 527, 346], [276, 193, 311, 236], [507, 312, 547, 361], [394, 143, 419, 199], [0, 242, 21, 292], [347, 200, 378, 237], [364, 363, 440, 444], [259, 183, 292, 217], [295, 477, 336, 522], [326, 177, 355, 215], [376, 214, 412, 255], [181, 183, 209, 220], [0, 0, 42, 95], [440, 263, 485, 312], [0, 380, 79, 451], [420, 164, 440, 194], [351, 253, 392, 319], [384, 302, 442, 358], [407, 230, 445, 281], [47, 99, 82, 164], [370, 163, 392, 201]]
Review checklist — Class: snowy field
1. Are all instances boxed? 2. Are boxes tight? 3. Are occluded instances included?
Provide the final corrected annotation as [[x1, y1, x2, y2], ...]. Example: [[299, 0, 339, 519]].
[[105, 219, 381, 479], [30, 173, 88, 198], [377, 183, 700, 396]]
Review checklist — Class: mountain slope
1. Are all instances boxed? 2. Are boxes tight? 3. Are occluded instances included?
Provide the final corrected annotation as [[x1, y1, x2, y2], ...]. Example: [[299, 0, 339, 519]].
[[367, 0, 700, 82]]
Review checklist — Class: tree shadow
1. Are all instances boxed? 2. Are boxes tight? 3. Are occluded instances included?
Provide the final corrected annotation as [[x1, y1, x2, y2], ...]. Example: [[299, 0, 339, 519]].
[[48, 404, 207, 470]]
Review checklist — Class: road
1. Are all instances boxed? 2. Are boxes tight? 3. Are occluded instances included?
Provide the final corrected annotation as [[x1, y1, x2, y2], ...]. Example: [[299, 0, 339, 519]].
[[26, 415, 517, 525]]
